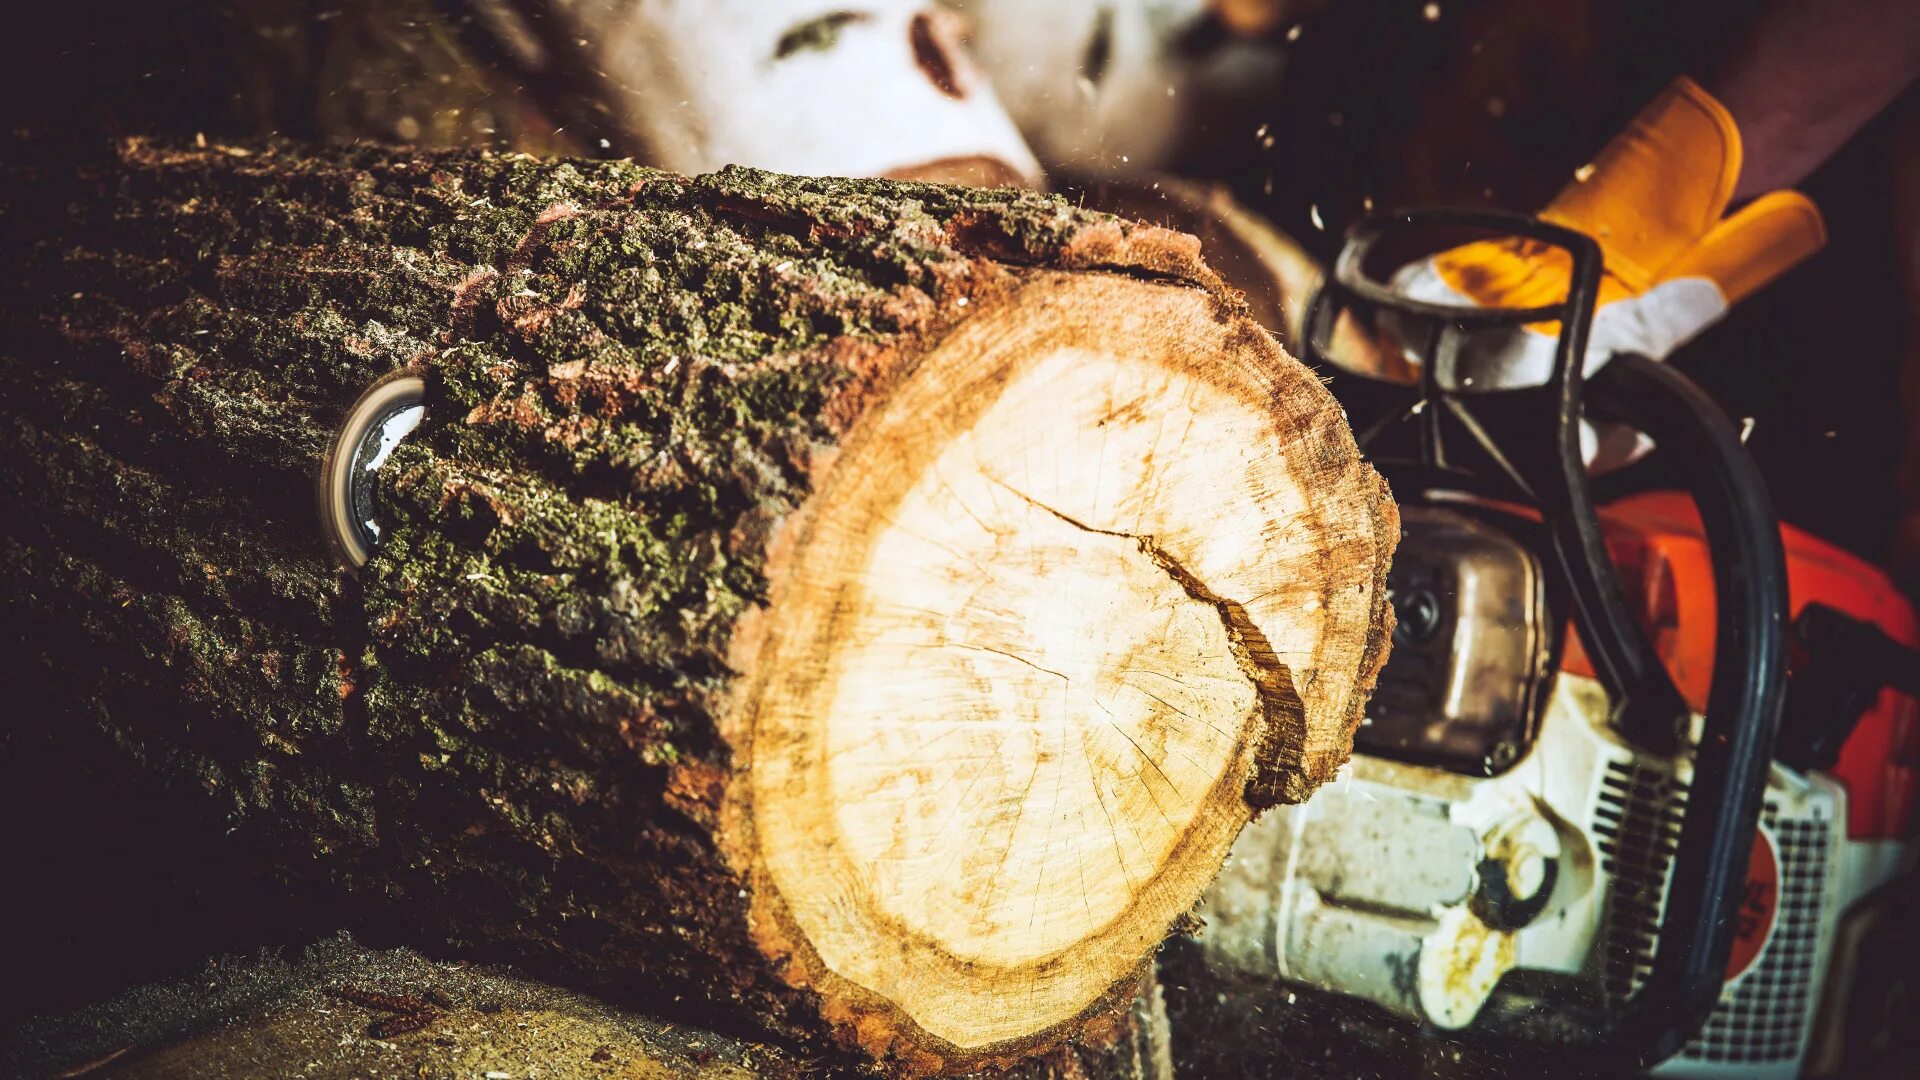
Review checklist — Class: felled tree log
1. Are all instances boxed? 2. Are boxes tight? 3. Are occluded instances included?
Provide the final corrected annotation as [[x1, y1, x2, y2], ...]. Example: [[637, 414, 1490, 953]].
[[0, 138, 1395, 1074]]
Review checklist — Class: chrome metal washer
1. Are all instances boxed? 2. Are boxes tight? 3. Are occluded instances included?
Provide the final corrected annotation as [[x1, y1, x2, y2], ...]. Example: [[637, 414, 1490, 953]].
[[321, 372, 426, 569]]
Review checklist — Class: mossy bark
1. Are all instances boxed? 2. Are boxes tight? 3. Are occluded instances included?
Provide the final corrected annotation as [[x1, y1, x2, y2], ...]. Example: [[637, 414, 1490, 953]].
[[1, 138, 1352, 1074]]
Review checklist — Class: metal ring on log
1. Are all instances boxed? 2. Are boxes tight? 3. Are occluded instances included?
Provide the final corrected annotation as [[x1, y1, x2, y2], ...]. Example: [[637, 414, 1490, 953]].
[[322, 372, 427, 569]]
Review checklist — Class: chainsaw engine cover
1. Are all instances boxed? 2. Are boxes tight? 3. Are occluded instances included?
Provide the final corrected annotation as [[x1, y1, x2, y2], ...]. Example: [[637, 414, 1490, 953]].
[[1361, 505, 1554, 775]]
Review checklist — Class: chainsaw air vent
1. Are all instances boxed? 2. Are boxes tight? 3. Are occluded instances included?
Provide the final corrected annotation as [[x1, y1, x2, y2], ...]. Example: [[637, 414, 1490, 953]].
[[1591, 758, 1687, 1005], [1590, 758, 1836, 1071], [1679, 800, 1832, 1067]]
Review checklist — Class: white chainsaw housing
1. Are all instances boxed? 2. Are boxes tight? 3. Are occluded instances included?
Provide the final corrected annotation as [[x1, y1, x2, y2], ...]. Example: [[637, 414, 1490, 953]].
[[1197, 672, 1916, 1077]]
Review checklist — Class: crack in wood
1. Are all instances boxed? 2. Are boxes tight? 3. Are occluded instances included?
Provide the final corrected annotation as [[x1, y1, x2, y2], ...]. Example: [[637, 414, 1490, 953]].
[[978, 474, 1307, 809]]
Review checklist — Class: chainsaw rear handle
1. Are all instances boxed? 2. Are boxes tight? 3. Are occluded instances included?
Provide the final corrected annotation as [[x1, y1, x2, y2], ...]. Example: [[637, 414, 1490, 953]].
[[1305, 208, 1791, 1070]]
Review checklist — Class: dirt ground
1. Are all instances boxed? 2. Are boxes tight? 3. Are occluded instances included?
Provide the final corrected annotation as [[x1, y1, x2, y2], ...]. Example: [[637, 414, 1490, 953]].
[[0, 934, 793, 1080]]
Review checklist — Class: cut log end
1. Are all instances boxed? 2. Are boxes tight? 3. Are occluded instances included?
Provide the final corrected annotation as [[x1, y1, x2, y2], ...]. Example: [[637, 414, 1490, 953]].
[[728, 271, 1396, 1068]]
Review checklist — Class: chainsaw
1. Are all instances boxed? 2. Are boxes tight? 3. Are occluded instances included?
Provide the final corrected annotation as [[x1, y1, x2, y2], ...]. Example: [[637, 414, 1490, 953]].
[[1189, 208, 1920, 1077]]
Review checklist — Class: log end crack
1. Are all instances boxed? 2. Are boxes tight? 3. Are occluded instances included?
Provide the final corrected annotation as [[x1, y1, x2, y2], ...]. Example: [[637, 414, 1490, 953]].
[[983, 476, 1306, 812]]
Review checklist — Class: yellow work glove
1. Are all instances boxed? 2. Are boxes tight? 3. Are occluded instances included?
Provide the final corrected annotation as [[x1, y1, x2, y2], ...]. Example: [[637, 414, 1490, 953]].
[[1392, 77, 1827, 390]]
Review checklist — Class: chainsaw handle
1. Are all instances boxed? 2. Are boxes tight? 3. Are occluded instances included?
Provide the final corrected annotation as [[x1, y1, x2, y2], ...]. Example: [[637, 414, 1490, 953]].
[[1581, 354, 1791, 1068]]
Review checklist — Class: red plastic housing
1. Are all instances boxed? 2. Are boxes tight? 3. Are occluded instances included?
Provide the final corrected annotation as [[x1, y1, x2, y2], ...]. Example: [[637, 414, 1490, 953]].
[[1561, 492, 1920, 839]]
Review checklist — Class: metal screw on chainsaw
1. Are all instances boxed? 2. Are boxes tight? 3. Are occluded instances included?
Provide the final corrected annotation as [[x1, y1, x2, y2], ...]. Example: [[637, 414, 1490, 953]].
[[1392, 586, 1443, 643], [1489, 739, 1519, 771]]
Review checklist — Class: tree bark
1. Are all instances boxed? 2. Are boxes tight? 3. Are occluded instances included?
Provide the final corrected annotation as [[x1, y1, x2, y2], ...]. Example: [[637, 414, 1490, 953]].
[[0, 138, 1394, 1074]]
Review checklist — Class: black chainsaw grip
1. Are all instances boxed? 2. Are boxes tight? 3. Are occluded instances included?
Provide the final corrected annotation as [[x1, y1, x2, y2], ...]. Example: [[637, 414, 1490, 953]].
[[1583, 354, 1792, 1068]]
